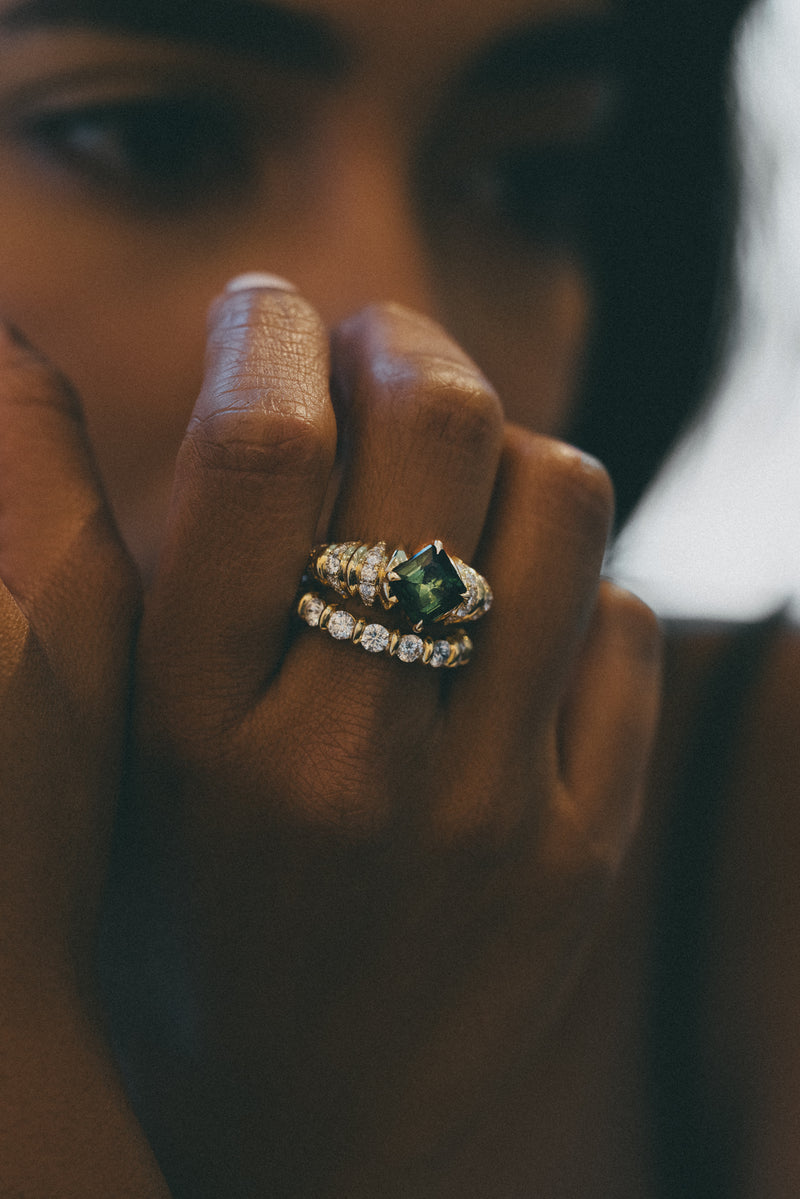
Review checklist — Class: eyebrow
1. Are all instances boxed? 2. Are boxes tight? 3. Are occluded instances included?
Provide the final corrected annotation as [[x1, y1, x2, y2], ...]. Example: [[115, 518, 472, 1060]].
[[0, 0, 348, 76], [463, 15, 620, 93]]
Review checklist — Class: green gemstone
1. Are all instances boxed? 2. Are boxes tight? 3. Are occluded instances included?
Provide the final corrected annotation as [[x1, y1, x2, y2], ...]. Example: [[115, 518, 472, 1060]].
[[389, 544, 466, 626]]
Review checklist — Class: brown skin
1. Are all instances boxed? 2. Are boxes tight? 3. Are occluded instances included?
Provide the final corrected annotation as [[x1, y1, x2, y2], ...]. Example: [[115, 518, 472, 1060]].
[[0, 324, 168, 1196], [127, 288, 660, 1196], [0, 281, 659, 1198], [0, 0, 795, 1194], [0, 0, 598, 576]]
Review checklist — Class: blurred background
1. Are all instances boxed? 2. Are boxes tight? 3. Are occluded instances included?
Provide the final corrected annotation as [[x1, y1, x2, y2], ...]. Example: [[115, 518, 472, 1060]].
[[611, 0, 800, 621]]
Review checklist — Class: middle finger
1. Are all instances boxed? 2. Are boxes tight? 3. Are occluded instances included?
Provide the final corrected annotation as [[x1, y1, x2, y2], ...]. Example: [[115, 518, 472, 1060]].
[[329, 303, 504, 564]]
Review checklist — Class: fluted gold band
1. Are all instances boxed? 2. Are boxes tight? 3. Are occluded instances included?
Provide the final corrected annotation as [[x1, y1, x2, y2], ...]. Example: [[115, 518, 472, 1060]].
[[306, 540, 492, 631]]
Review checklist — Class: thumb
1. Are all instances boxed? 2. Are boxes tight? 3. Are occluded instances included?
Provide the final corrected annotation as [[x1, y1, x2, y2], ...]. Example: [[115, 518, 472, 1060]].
[[0, 321, 137, 692], [0, 321, 138, 966]]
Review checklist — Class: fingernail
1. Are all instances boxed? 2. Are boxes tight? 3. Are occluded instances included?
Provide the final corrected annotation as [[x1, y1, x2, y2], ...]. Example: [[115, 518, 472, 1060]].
[[225, 272, 296, 294]]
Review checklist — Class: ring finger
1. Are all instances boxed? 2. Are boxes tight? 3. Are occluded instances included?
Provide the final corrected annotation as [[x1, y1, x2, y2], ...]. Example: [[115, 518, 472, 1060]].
[[286, 302, 505, 725]]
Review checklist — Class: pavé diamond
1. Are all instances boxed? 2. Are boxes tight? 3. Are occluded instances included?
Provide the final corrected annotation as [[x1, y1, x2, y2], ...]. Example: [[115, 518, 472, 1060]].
[[325, 554, 341, 581], [361, 623, 389, 653], [328, 610, 355, 640]]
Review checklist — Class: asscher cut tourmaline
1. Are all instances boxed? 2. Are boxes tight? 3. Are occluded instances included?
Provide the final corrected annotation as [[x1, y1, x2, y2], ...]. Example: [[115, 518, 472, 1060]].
[[389, 544, 467, 626]]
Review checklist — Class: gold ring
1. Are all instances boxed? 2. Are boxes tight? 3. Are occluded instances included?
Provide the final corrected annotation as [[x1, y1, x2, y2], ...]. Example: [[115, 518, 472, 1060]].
[[297, 591, 473, 667], [306, 540, 492, 631]]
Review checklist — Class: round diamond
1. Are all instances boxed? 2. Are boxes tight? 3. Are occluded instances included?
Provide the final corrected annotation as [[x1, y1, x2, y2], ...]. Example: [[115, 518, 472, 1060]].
[[360, 623, 389, 653], [396, 634, 423, 663], [361, 563, 378, 584], [301, 596, 325, 627], [430, 639, 451, 668], [359, 582, 377, 605], [328, 610, 355, 640]]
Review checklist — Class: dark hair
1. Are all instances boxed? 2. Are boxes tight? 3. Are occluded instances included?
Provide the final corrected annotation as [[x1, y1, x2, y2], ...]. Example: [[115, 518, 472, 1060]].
[[571, 0, 754, 527]]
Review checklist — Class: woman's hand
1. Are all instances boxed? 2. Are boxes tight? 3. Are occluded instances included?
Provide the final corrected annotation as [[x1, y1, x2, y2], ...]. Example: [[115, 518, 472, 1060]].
[[0, 325, 169, 1195], [124, 281, 661, 1196]]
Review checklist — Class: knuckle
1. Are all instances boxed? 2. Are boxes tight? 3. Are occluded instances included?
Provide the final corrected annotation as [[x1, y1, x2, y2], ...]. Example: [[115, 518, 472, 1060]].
[[339, 302, 503, 453], [196, 287, 333, 485], [376, 357, 502, 457], [404, 366, 502, 453], [526, 436, 615, 541], [187, 403, 329, 483], [546, 442, 613, 522], [597, 582, 662, 666]]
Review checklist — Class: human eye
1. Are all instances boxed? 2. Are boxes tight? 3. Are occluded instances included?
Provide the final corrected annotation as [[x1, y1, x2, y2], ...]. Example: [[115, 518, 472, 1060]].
[[442, 137, 606, 250], [15, 87, 253, 214], [419, 77, 616, 259], [418, 17, 621, 258]]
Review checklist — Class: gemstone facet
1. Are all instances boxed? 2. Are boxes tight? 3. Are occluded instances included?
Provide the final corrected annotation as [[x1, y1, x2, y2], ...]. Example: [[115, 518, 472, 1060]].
[[388, 544, 467, 626]]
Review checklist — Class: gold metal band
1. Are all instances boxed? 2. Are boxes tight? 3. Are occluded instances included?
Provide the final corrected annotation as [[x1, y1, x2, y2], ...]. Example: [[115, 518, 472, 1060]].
[[297, 591, 473, 668], [306, 540, 492, 628]]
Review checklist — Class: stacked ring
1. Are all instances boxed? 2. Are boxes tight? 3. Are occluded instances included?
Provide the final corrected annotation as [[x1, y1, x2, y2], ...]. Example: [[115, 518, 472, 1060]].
[[306, 540, 492, 630], [297, 591, 473, 667]]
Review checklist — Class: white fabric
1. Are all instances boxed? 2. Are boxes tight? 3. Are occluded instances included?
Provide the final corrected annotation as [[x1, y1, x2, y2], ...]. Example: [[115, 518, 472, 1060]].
[[611, 0, 800, 621]]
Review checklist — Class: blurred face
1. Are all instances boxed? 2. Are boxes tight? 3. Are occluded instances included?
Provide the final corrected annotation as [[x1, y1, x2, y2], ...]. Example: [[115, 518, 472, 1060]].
[[0, 0, 614, 576]]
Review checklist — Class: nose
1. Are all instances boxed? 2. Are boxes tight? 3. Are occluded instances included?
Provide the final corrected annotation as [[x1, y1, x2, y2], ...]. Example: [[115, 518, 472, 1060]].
[[247, 112, 437, 328]]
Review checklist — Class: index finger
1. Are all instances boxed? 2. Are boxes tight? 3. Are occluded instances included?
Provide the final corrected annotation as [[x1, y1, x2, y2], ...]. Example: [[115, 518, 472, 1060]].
[[141, 278, 337, 716]]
